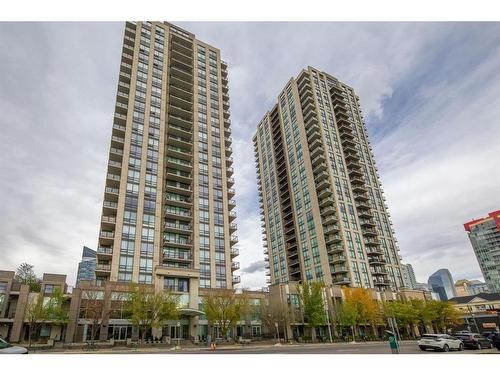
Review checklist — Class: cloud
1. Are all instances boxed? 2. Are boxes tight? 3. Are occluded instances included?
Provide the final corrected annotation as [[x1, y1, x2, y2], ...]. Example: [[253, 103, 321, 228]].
[[241, 260, 267, 274]]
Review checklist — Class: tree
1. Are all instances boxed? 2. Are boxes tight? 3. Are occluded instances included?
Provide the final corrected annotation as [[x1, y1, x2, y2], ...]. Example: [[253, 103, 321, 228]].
[[15, 263, 41, 292], [202, 289, 249, 341], [342, 287, 383, 339], [259, 298, 292, 340], [297, 281, 326, 342], [125, 284, 179, 343], [337, 299, 358, 341], [80, 289, 108, 344], [383, 300, 420, 338], [24, 288, 68, 348], [424, 300, 461, 333]]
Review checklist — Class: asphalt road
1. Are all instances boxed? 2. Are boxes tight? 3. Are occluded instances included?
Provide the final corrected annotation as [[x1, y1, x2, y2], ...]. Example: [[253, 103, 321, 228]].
[[180, 341, 499, 355], [42, 341, 499, 354]]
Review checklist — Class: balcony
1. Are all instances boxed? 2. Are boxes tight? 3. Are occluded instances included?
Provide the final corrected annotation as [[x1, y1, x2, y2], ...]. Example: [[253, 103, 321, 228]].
[[104, 187, 119, 196], [231, 261, 240, 271], [97, 247, 113, 256], [322, 215, 337, 225], [96, 264, 111, 272], [331, 266, 348, 275], [103, 201, 118, 210], [333, 276, 350, 285], [106, 173, 121, 182], [327, 244, 344, 254], [164, 222, 193, 233], [366, 246, 383, 256], [164, 208, 192, 220], [229, 223, 237, 232], [329, 254, 346, 264], [101, 215, 116, 225], [325, 234, 342, 244], [232, 275, 241, 284], [230, 248, 239, 258], [230, 235, 238, 243], [163, 252, 192, 262]]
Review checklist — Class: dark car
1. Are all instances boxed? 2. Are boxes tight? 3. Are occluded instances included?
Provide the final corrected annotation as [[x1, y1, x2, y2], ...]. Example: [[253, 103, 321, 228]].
[[453, 333, 493, 350]]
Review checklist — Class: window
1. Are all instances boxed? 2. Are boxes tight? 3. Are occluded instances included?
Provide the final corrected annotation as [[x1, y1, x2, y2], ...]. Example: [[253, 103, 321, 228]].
[[119, 256, 134, 272], [123, 210, 137, 224], [164, 277, 189, 292], [122, 225, 136, 238]]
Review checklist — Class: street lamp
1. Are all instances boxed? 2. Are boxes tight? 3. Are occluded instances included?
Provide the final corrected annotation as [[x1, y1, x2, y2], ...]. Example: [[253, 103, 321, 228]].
[[175, 321, 181, 349], [322, 287, 333, 343]]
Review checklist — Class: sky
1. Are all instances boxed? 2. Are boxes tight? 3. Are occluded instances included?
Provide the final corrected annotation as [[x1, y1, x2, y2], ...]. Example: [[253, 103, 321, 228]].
[[0, 22, 499, 289]]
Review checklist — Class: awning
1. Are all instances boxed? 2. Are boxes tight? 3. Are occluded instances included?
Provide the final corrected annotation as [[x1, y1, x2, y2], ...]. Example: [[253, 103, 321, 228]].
[[179, 308, 205, 317]]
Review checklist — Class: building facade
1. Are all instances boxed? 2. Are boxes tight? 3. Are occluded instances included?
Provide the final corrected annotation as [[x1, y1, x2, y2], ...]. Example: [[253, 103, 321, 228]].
[[94, 21, 239, 337], [0, 271, 70, 343], [449, 293, 500, 333], [455, 279, 489, 297], [401, 263, 417, 290], [76, 246, 97, 285], [253, 67, 404, 292], [428, 269, 457, 301], [464, 210, 500, 293]]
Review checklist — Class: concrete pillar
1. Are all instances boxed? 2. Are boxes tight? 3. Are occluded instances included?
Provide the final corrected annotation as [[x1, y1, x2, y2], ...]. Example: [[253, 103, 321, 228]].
[[189, 316, 199, 341], [9, 284, 29, 343], [99, 285, 112, 341], [65, 287, 81, 343]]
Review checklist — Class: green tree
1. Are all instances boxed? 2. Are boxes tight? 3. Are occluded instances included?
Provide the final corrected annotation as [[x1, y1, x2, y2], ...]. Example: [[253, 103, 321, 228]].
[[337, 300, 358, 341], [424, 300, 461, 333], [202, 289, 249, 341], [297, 281, 326, 342], [15, 263, 41, 292], [24, 288, 68, 348], [125, 284, 179, 343], [383, 300, 420, 338]]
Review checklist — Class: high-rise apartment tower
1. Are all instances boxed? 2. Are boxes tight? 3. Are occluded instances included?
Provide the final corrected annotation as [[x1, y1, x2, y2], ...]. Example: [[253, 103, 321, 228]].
[[253, 67, 404, 291], [96, 21, 239, 306], [464, 210, 500, 293]]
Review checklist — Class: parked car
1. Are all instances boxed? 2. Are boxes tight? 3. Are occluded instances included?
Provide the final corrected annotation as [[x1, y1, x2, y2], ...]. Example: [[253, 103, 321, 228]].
[[453, 333, 493, 350], [418, 334, 463, 352], [0, 337, 28, 354]]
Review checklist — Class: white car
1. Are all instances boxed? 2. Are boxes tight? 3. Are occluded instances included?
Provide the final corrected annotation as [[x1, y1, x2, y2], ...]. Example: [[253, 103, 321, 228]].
[[418, 334, 464, 352], [0, 337, 28, 354]]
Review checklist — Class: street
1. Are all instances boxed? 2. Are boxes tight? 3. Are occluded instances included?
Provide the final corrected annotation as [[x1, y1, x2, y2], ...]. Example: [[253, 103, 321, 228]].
[[36, 341, 500, 355]]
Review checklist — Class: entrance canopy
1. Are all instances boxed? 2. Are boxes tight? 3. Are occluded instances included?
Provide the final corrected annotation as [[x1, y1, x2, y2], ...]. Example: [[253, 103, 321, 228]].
[[179, 308, 204, 317]]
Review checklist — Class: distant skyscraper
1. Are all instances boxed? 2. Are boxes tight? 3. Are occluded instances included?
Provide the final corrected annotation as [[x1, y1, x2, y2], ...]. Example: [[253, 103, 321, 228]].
[[401, 263, 417, 289], [253, 66, 404, 291], [76, 246, 97, 284], [428, 269, 457, 301], [95, 21, 239, 302], [464, 210, 500, 293]]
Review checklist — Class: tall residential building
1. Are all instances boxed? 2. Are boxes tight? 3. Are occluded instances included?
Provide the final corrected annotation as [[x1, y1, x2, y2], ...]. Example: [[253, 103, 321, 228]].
[[464, 210, 500, 293], [76, 246, 97, 285], [428, 269, 457, 301], [401, 263, 417, 290], [95, 22, 239, 304], [253, 67, 404, 292]]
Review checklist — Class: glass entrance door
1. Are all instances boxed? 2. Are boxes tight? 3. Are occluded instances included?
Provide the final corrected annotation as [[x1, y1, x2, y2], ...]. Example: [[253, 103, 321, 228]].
[[113, 326, 128, 341]]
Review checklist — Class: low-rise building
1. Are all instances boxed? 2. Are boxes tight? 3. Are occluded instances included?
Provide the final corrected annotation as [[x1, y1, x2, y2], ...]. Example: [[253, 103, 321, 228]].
[[448, 293, 500, 333]]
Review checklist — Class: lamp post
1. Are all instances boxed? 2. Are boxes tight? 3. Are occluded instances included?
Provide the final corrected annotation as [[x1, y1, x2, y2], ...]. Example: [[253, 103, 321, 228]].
[[322, 288, 333, 343], [175, 321, 181, 349]]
